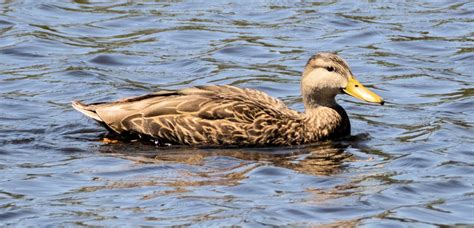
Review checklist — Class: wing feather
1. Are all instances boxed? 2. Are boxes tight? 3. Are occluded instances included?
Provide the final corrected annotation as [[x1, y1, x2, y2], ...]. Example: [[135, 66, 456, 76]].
[[73, 85, 297, 144]]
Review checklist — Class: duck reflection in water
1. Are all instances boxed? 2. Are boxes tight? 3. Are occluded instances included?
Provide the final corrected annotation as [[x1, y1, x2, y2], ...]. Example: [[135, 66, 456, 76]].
[[84, 133, 376, 210], [96, 137, 366, 176]]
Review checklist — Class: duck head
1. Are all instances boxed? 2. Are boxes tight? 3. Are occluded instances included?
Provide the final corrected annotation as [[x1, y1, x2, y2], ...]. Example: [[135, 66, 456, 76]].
[[301, 52, 384, 109]]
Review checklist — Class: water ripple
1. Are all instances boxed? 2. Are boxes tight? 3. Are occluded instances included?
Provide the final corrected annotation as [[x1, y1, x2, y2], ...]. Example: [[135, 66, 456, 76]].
[[0, 0, 473, 226]]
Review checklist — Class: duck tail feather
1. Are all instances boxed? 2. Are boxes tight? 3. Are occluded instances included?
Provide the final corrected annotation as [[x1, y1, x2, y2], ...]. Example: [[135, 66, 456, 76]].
[[71, 101, 103, 122]]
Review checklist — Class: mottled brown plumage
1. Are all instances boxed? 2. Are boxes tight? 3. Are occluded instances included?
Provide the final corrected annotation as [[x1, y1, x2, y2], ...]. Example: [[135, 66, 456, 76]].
[[72, 53, 384, 146]]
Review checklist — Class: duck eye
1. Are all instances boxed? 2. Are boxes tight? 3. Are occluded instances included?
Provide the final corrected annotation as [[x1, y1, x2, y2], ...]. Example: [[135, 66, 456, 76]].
[[326, 66, 335, 72]]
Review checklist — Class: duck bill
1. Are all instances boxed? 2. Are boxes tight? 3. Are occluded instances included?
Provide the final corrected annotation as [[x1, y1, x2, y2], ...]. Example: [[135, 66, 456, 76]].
[[343, 77, 384, 105]]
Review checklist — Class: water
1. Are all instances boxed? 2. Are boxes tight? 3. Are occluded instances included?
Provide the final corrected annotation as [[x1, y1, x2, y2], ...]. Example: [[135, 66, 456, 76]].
[[1, 0, 473, 226]]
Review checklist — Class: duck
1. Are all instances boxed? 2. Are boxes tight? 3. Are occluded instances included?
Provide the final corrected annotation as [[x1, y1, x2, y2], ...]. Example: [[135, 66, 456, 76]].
[[72, 53, 384, 146]]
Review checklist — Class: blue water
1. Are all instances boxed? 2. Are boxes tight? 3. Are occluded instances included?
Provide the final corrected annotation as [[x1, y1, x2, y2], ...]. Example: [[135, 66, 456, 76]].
[[1, 1, 473, 226]]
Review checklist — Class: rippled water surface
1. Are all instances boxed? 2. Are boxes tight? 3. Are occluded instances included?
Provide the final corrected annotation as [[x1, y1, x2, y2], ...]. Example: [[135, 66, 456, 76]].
[[1, 0, 473, 226]]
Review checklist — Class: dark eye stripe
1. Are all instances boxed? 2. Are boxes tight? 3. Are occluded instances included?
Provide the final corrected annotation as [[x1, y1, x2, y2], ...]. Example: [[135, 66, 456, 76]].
[[311, 65, 343, 75]]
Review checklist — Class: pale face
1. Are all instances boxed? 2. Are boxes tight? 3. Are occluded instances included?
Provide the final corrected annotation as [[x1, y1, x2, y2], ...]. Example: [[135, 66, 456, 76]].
[[301, 53, 384, 107]]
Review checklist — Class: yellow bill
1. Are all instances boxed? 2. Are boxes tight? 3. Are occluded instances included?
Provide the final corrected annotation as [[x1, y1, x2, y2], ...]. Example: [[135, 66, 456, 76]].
[[343, 77, 384, 105]]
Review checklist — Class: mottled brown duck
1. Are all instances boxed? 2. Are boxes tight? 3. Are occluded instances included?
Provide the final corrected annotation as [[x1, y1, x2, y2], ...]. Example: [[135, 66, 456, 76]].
[[72, 53, 384, 146]]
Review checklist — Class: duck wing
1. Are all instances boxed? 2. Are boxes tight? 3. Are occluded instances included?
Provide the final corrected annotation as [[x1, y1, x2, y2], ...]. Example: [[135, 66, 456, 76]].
[[72, 85, 296, 144]]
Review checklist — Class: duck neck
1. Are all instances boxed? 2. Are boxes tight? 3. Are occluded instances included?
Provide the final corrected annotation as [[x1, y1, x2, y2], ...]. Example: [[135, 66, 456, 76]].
[[302, 91, 338, 110], [303, 94, 351, 140]]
